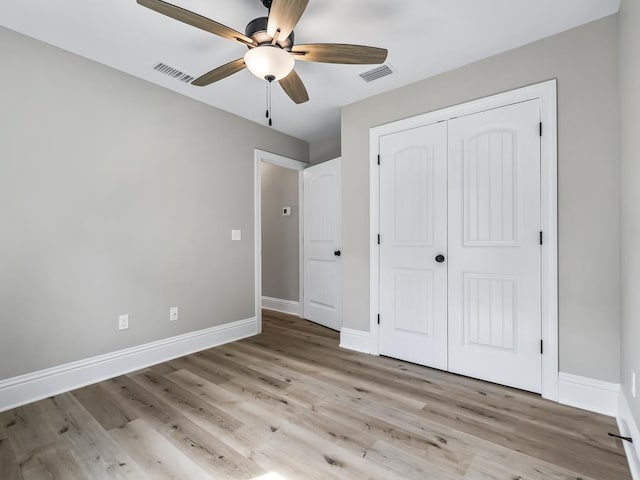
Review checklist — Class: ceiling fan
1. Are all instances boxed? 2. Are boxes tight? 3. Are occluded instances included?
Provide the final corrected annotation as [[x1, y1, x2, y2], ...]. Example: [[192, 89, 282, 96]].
[[137, 0, 388, 105]]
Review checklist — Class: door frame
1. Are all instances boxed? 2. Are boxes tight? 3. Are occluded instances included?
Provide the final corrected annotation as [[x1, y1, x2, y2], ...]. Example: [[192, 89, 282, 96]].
[[368, 80, 559, 401], [254, 149, 307, 333]]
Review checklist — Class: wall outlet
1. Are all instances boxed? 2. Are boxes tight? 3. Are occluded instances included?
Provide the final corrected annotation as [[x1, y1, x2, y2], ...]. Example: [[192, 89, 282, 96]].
[[170, 307, 178, 322], [632, 371, 637, 398], [283, 207, 291, 216], [118, 314, 129, 331]]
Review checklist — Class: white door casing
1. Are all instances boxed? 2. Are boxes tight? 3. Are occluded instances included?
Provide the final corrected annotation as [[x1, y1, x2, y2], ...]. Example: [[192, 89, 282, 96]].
[[378, 122, 449, 369], [447, 100, 542, 393], [303, 158, 342, 331]]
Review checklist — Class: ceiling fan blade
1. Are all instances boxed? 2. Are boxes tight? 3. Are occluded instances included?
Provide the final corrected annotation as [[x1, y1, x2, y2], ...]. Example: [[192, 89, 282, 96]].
[[279, 69, 309, 104], [292, 44, 388, 64], [267, 0, 309, 41], [137, 0, 255, 46], [192, 58, 246, 87]]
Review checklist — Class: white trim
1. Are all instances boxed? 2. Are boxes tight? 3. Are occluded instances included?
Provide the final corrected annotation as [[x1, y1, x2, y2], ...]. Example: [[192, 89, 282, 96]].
[[370, 128, 381, 356], [558, 372, 620, 417], [0, 317, 257, 413], [262, 296, 302, 316], [340, 328, 372, 354], [256, 150, 308, 171], [254, 149, 307, 333], [369, 80, 559, 401], [618, 391, 640, 479]]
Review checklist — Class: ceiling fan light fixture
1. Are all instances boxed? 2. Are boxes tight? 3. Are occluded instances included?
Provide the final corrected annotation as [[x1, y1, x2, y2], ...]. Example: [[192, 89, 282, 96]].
[[244, 45, 295, 81]]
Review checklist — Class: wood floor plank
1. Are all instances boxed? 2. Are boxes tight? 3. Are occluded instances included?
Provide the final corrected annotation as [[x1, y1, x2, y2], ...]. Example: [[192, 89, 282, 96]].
[[20, 440, 89, 480], [197, 349, 293, 390], [109, 418, 211, 480], [2, 403, 61, 463], [222, 338, 428, 412], [0, 437, 23, 480], [0, 310, 632, 479], [365, 439, 462, 480], [102, 372, 265, 479], [163, 369, 275, 457], [129, 369, 245, 434], [250, 420, 379, 480], [309, 399, 474, 476], [463, 451, 601, 480], [72, 383, 139, 431], [318, 346, 619, 452], [167, 356, 231, 385], [314, 392, 604, 480], [37, 394, 147, 479]]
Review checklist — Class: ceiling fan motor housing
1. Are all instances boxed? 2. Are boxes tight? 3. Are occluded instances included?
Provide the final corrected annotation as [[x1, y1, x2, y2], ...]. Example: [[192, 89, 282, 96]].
[[245, 16, 294, 50]]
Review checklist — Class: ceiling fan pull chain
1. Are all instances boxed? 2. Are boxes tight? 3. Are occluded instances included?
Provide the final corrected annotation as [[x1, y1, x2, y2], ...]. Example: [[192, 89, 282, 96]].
[[268, 79, 272, 126], [265, 80, 270, 119], [265, 74, 275, 127], [269, 82, 273, 127]]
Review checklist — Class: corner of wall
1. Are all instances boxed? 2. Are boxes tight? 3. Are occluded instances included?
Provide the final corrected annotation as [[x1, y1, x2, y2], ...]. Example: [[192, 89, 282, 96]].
[[309, 135, 342, 165]]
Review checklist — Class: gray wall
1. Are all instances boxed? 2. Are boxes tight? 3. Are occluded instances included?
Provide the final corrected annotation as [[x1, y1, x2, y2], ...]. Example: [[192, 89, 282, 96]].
[[619, 0, 640, 424], [0, 27, 308, 380], [309, 136, 341, 165], [341, 16, 621, 382], [261, 162, 300, 302]]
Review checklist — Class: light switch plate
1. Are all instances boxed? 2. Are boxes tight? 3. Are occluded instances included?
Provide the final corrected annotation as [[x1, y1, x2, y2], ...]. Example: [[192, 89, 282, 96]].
[[170, 307, 178, 322], [232, 229, 242, 241], [118, 314, 129, 331]]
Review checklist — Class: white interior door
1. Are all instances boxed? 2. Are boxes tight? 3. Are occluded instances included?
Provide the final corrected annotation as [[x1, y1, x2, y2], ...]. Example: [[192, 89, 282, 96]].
[[303, 158, 342, 331], [447, 100, 542, 392], [379, 123, 449, 369]]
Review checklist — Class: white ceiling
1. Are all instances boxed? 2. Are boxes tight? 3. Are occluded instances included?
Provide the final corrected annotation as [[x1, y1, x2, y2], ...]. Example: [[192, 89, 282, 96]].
[[0, 0, 620, 143]]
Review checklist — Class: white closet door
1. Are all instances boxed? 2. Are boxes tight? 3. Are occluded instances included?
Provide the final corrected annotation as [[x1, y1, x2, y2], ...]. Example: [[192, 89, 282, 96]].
[[447, 100, 542, 392], [303, 158, 342, 331], [379, 122, 448, 369]]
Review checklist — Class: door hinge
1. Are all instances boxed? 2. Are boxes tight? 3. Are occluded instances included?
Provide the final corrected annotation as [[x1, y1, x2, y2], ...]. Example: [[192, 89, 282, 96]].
[[377, 154, 381, 166], [540, 339, 544, 354], [377, 314, 380, 325], [539, 122, 543, 137], [377, 234, 381, 245], [539, 231, 543, 245]]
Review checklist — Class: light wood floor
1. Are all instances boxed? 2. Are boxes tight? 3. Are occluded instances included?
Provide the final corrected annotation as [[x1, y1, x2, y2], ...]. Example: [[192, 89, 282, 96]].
[[0, 310, 632, 479]]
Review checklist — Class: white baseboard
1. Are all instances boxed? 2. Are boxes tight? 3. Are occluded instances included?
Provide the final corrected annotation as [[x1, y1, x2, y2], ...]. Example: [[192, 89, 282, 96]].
[[340, 328, 372, 354], [618, 391, 640, 480], [558, 372, 620, 417], [0, 317, 258, 413], [262, 296, 302, 316]]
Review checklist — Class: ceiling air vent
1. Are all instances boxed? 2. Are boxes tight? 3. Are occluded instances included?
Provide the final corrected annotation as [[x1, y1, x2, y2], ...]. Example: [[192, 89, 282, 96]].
[[359, 64, 394, 83], [152, 62, 195, 83]]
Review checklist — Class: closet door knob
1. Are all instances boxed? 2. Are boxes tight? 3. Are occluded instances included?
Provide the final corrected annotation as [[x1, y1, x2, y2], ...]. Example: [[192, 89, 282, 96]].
[[435, 254, 445, 263], [334, 250, 342, 257]]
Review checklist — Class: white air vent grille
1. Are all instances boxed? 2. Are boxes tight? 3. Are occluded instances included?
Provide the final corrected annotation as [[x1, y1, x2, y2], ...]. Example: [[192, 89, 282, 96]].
[[152, 62, 195, 83], [359, 64, 394, 83]]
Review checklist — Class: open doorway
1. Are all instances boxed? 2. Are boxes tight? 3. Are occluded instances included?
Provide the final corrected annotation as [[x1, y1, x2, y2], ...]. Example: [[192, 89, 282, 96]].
[[254, 150, 307, 333]]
